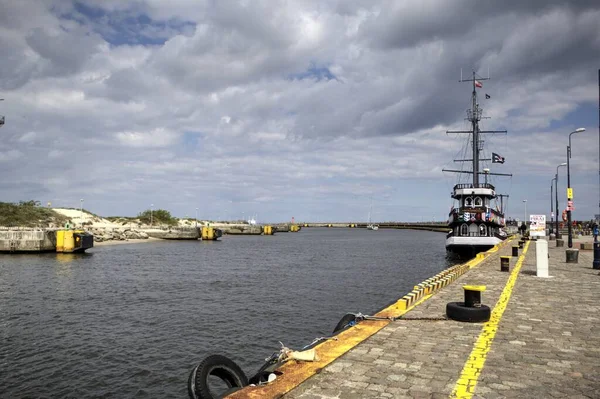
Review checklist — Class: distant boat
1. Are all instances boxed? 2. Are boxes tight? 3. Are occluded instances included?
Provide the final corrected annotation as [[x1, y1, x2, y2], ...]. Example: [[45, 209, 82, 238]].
[[367, 197, 379, 231]]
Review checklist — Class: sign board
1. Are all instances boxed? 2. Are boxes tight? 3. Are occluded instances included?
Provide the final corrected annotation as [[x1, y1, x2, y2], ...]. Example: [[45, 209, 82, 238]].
[[529, 214, 546, 237], [567, 187, 573, 199], [567, 200, 574, 211]]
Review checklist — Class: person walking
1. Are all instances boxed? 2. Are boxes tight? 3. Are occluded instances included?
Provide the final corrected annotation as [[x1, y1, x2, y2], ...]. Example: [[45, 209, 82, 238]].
[[520, 221, 527, 237]]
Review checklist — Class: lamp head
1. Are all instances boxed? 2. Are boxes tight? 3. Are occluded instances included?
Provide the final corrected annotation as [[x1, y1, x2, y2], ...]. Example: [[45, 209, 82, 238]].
[[559, 162, 567, 166], [575, 128, 585, 133], [523, 200, 527, 203]]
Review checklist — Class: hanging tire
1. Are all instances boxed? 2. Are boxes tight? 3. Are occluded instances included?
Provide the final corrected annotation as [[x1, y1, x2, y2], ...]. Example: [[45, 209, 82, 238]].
[[332, 313, 358, 334], [188, 355, 248, 399], [188, 364, 200, 399], [446, 302, 491, 323]]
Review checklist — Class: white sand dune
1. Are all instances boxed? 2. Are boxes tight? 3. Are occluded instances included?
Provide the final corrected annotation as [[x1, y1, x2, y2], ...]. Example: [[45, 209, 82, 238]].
[[52, 208, 121, 229]]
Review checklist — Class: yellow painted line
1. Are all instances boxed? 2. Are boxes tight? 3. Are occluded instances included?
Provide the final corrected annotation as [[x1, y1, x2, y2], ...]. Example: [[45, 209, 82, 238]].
[[451, 240, 530, 398], [229, 238, 516, 399]]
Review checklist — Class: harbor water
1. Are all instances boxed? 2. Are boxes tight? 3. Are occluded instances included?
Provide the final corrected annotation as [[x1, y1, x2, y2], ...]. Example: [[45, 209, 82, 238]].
[[1, 228, 455, 398]]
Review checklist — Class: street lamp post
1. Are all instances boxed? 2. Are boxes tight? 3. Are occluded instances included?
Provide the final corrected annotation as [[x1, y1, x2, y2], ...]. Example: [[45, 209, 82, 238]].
[[567, 128, 586, 248], [551, 177, 556, 235], [195, 207, 199, 228], [555, 162, 567, 239], [523, 200, 527, 226], [150, 204, 154, 227], [80, 199, 84, 228], [0, 98, 5, 128]]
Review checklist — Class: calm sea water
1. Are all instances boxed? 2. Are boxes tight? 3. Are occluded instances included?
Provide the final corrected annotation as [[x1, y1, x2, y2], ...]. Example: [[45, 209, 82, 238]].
[[1, 228, 453, 398]]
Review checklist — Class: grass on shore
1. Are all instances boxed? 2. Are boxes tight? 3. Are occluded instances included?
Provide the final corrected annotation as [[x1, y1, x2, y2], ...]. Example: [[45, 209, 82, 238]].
[[0, 201, 71, 227]]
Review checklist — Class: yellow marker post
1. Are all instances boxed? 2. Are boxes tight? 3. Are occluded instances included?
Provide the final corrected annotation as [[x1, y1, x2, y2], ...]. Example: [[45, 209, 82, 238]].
[[567, 187, 573, 199]]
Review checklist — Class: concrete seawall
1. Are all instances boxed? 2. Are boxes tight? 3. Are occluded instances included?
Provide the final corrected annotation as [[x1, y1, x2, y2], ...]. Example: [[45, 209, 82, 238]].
[[145, 228, 200, 240], [0, 229, 57, 252]]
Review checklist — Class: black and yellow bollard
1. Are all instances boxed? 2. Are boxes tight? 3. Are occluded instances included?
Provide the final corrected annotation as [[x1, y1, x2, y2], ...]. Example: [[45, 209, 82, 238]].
[[463, 285, 485, 308], [500, 256, 510, 272], [512, 246, 519, 257], [518, 240, 524, 249], [446, 285, 490, 322]]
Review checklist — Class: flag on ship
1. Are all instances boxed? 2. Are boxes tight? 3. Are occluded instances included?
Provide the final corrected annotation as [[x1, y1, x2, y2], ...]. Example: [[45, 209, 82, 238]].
[[492, 152, 505, 164], [475, 80, 483, 88]]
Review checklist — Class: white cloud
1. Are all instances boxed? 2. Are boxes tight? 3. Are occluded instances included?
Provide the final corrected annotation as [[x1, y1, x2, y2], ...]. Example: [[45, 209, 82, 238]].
[[0, 0, 598, 221], [115, 128, 179, 148]]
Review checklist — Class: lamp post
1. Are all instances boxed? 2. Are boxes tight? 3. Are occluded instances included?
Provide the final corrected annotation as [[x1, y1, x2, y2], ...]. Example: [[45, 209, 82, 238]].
[[551, 177, 556, 235], [567, 127, 586, 248], [80, 199, 84, 228], [150, 203, 154, 227], [0, 98, 4, 128], [195, 207, 199, 228], [523, 199, 527, 226], [555, 162, 567, 239]]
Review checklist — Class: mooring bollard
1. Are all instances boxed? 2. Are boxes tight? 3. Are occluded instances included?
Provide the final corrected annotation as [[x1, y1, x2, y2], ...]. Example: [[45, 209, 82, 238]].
[[446, 285, 490, 323], [556, 239, 564, 247], [512, 246, 519, 257], [565, 248, 579, 264], [518, 240, 524, 249], [593, 242, 600, 270], [500, 256, 510, 272], [463, 285, 485, 307]]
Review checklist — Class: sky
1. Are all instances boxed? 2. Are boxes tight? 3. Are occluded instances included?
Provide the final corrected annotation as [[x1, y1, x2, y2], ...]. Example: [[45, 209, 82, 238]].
[[0, 0, 599, 223]]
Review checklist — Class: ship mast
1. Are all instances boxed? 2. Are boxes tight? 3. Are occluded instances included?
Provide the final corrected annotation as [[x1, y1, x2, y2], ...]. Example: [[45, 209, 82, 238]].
[[443, 70, 511, 184], [470, 73, 480, 185]]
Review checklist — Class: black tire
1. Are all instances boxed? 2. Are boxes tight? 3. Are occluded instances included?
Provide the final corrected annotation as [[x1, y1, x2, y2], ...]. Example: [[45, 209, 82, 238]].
[[332, 313, 357, 334], [189, 355, 248, 399], [446, 302, 491, 323], [188, 364, 200, 399]]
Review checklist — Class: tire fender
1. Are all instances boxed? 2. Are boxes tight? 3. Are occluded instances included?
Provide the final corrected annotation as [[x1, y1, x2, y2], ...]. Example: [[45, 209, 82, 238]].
[[188, 355, 248, 399], [332, 313, 358, 334], [446, 302, 491, 323]]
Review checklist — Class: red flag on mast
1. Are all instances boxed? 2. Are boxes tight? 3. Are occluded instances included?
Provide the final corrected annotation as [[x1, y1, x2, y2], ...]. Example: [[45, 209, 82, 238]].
[[475, 80, 483, 88]]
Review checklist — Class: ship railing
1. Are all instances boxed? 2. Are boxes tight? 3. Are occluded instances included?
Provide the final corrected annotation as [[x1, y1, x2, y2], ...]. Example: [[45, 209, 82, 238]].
[[448, 208, 505, 218], [453, 183, 495, 190], [448, 230, 507, 239]]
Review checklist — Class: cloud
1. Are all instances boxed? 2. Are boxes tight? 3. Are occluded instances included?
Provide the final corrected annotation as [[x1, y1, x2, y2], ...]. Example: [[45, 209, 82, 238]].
[[0, 0, 598, 222]]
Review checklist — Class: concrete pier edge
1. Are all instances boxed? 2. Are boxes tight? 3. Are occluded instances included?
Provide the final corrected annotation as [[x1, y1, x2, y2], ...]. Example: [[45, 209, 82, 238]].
[[229, 237, 516, 399]]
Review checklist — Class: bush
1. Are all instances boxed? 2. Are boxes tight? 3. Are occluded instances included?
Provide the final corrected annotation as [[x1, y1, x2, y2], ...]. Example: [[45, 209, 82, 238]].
[[0, 201, 70, 227], [137, 209, 177, 226]]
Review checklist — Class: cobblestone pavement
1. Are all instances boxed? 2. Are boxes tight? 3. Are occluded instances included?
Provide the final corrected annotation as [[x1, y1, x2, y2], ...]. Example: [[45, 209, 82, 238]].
[[284, 237, 600, 398]]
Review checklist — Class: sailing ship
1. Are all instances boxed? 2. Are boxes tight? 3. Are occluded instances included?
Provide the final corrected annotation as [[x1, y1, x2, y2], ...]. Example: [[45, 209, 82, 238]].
[[443, 71, 512, 257], [366, 197, 379, 230]]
